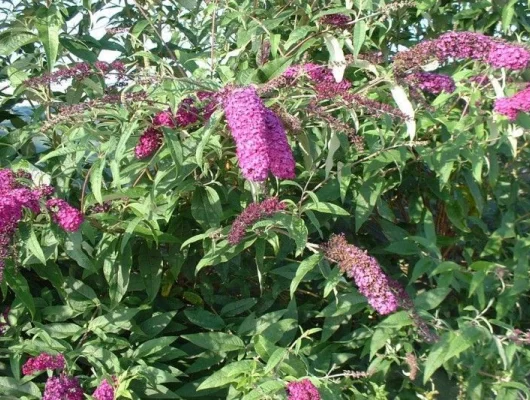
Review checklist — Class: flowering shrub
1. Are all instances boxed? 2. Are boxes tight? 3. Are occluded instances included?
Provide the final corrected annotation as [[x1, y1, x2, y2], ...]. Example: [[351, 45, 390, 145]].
[[1, 0, 530, 399]]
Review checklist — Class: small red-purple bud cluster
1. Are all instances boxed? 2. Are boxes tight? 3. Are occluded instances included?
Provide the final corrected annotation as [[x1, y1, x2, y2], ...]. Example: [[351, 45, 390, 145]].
[[22, 353, 65, 375], [324, 234, 407, 315], [320, 13, 352, 27], [286, 379, 321, 400], [46, 198, 84, 233], [135, 92, 218, 159], [405, 72, 456, 95], [222, 86, 296, 181], [93, 378, 115, 400], [228, 197, 286, 244], [43, 374, 84, 400], [25, 61, 126, 87]]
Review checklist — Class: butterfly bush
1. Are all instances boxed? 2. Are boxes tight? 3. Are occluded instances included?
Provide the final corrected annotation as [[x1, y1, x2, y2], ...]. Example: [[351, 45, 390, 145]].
[[494, 86, 530, 120], [22, 353, 65, 375], [43, 374, 84, 400], [93, 379, 115, 400], [405, 72, 456, 94], [286, 379, 321, 400], [46, 199, 84, 232]]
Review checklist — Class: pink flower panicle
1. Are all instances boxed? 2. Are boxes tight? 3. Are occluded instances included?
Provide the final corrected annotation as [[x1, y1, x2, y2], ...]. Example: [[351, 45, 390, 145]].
[[394, 31, 530, 75], [264, 109, 296, 179], [494, 85, 530, 120], [320, 14, 351, 27], [135, 127, 163, 159], [22, 353, 65, 375], [405, 72, 456, 94], [228, 197, 286, 244], [286, 379, 321, 400], [93, 379, 115, 400], [222, 87, 272, 181], [324, 234, 407, 315], [46, 199, 84, 232], [222, 86, 296, 181], [43, 374, 84, 400], [152, 110, 176, 128]]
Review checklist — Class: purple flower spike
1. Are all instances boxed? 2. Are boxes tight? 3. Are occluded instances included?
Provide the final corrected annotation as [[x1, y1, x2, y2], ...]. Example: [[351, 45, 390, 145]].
[[264, 108, 296, 179], [324, 234, 407, 315], [222, 87, 271, 181]]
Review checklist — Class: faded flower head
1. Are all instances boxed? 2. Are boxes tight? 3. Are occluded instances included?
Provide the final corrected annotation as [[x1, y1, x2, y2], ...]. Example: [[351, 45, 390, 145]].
[[22, 353, 65, 375], [324, 234, 407, 315], [46, 198, 84, 232], [43, 374, 84, 400], [320, 14, 352, 27], [228, 197, 286, 245], [286, 379, 321, 400]]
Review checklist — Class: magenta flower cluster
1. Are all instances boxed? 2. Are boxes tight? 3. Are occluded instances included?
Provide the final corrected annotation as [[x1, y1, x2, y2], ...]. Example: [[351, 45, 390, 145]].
[[22, 353, 65, 375], [324, 234, 406, 315], [406, 72, 456, 94], [46, 198, 84, 232], [135, 92, 218, 159], [286, 379, 321, 400], [43, 374, 84, 400], [0, 169, 81, 281], [93, 378, 115, 400], [228, 197, 286, 244], [494, 86, 530, 120], [222, 86, 296, 181]]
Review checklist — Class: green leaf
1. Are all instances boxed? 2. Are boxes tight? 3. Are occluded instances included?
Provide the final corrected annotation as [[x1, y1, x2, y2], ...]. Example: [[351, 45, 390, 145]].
[[19, 224, 46, 265], [220, 298, 257, 317], [90, 158, 106, 205], [191, 186, 223, 228], [0, 29, 38, 56], [352, 20, 366, 58], [182, 332, 245, 352], [0, 377, 41, 397], [184, 308, 225, 330], [133, 336, 178, 359], [355, 179, 383, 231], [139, 251, 163, 303], [264, 348, 287, 374], [5, 268, 35, 318], [290, 253, 322, 298], [303, 202, 350, 216], [140, 311, 177, 338], [272, 214, 308, 256], [197, 360, 257, 391], [36, 5, 63, 70], [414, 288, 451, 310]]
